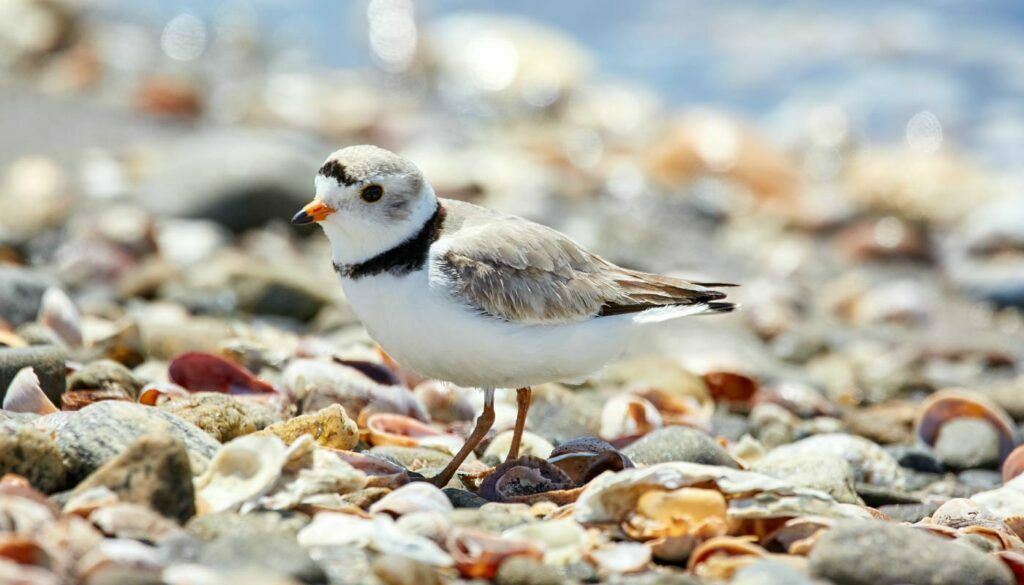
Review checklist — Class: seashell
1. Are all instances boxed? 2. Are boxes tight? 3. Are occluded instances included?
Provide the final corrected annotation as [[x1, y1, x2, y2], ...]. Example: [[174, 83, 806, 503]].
[[298, 513, 453, 567], [599, 394, 662, 442], [194, 434, 288, 514], [63, 486, 121, 518], [836, 215, 931, 262], [587, 542, 651, 574], [0, 534, 49, 565], [395, 510, 452, 545], [89, 503, 185, 542], [687, 536, 767, 580], [995, 550, 1024, 583], [137, 382, 190, 406], [1004, 445, 1024, 483], [38, 287, 82, 347], [930, 498, 1003, 531], [169, 352, 277, 395], [483, 430, 553, 464], [479, 456, 575, 503], [754, 382, 839, 419], [634, 387, 712, 430], [446, 526, 543, 580], [60, 388, 132, 411], [502, 518, 589, 565], [915, 390, 1018, 463], [764, 516, 835, 555], [548, 437, 633, 485], [260, 404, 360, 451], [256, 440, 368, 511], [0, 328, 28, 348], [574, 462, 863, 527], [366, 412, 459, 450], [703, 371, 759, 411], [76, 538, 164, 582], [414, 380, 476, 423], [622, 487, 728, 541], [333, 358, 402, 386], [760, 433, 904, 487], [284, 358, 426, 421], [328, 450, 409, 489], [2, 367, 57, 414], [370, 483, 454, 517]]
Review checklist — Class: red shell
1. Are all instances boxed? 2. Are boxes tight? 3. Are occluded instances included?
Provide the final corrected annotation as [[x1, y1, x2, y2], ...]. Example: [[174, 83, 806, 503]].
[[168, 352, 277, 395]]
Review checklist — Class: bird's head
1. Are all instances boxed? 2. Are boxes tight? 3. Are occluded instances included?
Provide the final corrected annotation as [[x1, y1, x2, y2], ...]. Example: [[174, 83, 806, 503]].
[[293, 145, 436, 264]]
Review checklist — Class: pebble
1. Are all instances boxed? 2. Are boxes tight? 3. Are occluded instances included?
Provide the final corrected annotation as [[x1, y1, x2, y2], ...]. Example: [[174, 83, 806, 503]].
[[0, 345, 66, 405], [186, 511, 311, 542], [887, 445, 945, 474], [0, 265, 57, 327], [0, 420, 67, 492], [444, 487, 489, 508], [808, 520, 1013, 585], [933, 417, 1001, 470], [622, 426, 737, 467], [68, 434, 195, 523], [53, 401, 220, 482], [526, 383, 601, 443], [730, 559, 817, 585], [194, 531, 326, 584], [495, 556, 563, 585], [373, 554, 447, 585], [753, 454, 862, 504], [159, 393, 279, 442], [258, 404, 359, 450], [67, 359, 144, 400], [230, 267, 330, 322]]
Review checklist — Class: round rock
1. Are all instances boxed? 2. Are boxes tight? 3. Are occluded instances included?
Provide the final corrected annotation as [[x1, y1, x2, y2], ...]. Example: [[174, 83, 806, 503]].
[[0, 345, 66, 405], [753, 453, 862, 504], [622, 426, 737, 467], [933, 417, 1001, 470], [0, 420, 67, 492], [54, 401, 220, 482], [808, 520, 1013, 585], [0, 266, 57, 327], [159, 392, 279, 442]]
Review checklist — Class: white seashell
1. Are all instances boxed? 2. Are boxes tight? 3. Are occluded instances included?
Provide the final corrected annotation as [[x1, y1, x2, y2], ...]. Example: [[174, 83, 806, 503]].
[[761, 433, 904, 488], [370, 482, 453, 517], [483, 430, 554, 463], [78, 538, 163, 578], [588, 542, 651, 573], [298, 512, 454, 567], [63, 486, 120, 517], [599, 394, 662, 441], [3, 367, 57, 414], [256, 446, 367, 512], [89, 503, 185, 542], [194, 434, 288, 514], [0, 494, 56, 533], [395, 510, 452, 544], [38, 287, 82, 347], [502, 518, 589, 565]]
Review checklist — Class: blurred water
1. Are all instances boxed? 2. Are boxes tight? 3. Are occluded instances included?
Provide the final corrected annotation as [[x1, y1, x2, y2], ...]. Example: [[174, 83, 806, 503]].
[[94, 0, 1024, 169]]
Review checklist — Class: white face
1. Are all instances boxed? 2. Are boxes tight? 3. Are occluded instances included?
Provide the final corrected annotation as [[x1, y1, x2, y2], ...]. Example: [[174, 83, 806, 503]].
[[312, 169, 437, 266]]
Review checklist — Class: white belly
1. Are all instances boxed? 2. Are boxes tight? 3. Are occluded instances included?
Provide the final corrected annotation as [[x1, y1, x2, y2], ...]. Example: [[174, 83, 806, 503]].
[[339, 269, 633, 388]]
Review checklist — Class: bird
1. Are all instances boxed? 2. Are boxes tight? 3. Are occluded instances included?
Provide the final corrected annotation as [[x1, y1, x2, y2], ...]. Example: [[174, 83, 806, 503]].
[[292, 145, 736, 486]]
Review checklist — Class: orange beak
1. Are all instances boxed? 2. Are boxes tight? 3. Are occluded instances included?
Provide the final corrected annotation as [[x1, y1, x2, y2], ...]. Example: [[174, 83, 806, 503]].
[[291, 200, 335, 225]]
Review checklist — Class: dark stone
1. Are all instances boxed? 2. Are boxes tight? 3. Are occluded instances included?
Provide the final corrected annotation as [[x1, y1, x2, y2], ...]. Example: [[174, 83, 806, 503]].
[[443, 487, 488, 509], [526, 384, 601, 444], [854, 483, 921, 507], [0, 266, 57, 327], [69, 434, 195, 523], [877, 502, 941, 523], [809, 520, 1013, 585], [67, 359, 144, 400], [622, 426, 737, 467], [888, 445, 945, 474], [0, 345, 66, 405], [0, 421, 67, 492], [196, 532, 326, 584]]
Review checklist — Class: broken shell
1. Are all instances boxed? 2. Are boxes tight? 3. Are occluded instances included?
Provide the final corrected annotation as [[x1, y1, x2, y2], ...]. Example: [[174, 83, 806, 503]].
[[366, 412, 459, 450], [502, 518, 588, 565], [703, 371, 759, 410], [622, 487, 728, 541], [89, 503, 185, 542], [446, 527, 543, 580], [60, 388, 132, 410], [548, 437, 633, 485], [599, 394, 662, 442], [1004, 445, 1024, 483], [754, 382, 839, 418], [137, 382, 190, 406], [0, 534, 49, 567], [483, 430, 553, 464], [764, 516, 836, 555], [370, 482, 454, 517], [587, 542, 651, 574], [395, 510, 452, 545], [2, 367, 57, 414], [687, 536, 767, 580], [169, 351, 277, 395], [194, 434, 288, 514], [413, 380, 476, 423], [760, 433, 904, 487], [38, 287, 82, 348], [284, 359, 426, 421], [299, 512, 453, 567], [257, 441, 368, 511], [634, 387, 712, 430], [915, 390, 1018, 462], [330, 450, 409, 489], [479, 456, 575, 503]]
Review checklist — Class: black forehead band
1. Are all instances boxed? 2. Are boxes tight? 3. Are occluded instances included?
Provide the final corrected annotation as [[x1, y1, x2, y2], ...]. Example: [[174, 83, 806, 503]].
[[318, 160, 357, 186]]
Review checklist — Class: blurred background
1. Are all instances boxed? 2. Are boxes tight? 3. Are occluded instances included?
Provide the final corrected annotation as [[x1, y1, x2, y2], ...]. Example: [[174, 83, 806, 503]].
[[2, 0, 1024, 397]]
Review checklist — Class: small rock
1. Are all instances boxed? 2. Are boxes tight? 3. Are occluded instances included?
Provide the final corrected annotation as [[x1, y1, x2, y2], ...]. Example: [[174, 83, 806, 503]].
[[339, 487, 391, 509], [808, 520, 1013, 585], [959, 469, 1003, 491], [258, 404, 358, 450], [443, 488, 488, 508], [526, 383, 601, 444], [447, 506, 533, 533], [495, 556, 562, 585], [0, 420, 67, 492], [159, 393, 279, 442], [373, 554, 446, 585], [196, 532, 326, 584], [231, 268, 329, 322], [0, 266, 57, 327], [0, 345, 66, 405], [934, 417, 1001, 470], [876, 502, 941, 523], [887, 445, 944, 474], [186, 511, 310, 541], [53, 401, 219, 482], [69, 434, 195, 523], [67, 359, 144, 400], [622, 426, 737, 467], [711, 412, 750, 442], [753, 454, 862, 504], [368, 445, 453, 471], [731, 559, 816, 585]]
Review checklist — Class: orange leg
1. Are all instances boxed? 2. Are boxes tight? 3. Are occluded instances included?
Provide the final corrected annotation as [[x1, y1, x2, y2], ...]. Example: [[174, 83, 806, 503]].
[[505, 387, 532, 461], [426, 388, 495, 487]]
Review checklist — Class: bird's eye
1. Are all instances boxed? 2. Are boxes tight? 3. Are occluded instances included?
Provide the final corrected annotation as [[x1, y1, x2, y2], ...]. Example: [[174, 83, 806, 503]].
[[360, 184, 384, 203]]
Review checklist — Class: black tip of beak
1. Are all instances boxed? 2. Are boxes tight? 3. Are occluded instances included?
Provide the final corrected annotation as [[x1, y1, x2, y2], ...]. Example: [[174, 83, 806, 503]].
[[291, 210, 313, 225]]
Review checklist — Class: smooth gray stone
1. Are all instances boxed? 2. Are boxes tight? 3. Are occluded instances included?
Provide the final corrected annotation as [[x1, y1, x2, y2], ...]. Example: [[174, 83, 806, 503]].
[[0, 345, 66, 404], [622, 426, 737, 467], [0, 266, 57, 327]]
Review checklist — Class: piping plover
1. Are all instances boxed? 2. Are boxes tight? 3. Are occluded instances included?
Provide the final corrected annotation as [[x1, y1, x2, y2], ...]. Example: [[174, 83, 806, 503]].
[[293, 145, 735, 486]]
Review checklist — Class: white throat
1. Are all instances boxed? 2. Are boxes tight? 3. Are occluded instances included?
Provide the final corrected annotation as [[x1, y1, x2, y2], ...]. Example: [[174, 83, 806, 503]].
[[319, 185, 438, 267]]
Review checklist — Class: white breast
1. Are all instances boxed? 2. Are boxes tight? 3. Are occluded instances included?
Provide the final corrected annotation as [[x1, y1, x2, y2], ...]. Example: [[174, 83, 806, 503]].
[[338, 268, 636, 388]]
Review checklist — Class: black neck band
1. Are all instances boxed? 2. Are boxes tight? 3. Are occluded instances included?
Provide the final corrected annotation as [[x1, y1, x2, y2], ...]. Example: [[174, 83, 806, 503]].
[[333, 203, 446, 280]]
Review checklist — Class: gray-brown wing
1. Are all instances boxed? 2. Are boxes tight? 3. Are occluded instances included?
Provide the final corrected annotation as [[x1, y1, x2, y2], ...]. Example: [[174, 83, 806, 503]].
[[432, 217, 734, 325]]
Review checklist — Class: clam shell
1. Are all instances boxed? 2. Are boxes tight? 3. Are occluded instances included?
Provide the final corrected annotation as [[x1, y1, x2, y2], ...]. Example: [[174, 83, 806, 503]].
[[915, 390, 1018, 462], [587, 542, 651, 574], [687, 536, 768, 580], [38, 287, 82, 347], [89, 503, 185, 542], [622, 487, 728, 541], [599, 394, 662, 442], [257, 439, 368, 511], [366, 412, 460, 451], [446, 526, 543, 579], [483, 430, 553, 464], [137, 382, 189, 406], [370, 482, 454, 517], [194, 434, 288, 514], [2, 367, 57, 414], [760, 433, 904, 487], [298, 512, 453, 567], [284, 358, 426, 420], [169, 351, 277, 395]]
